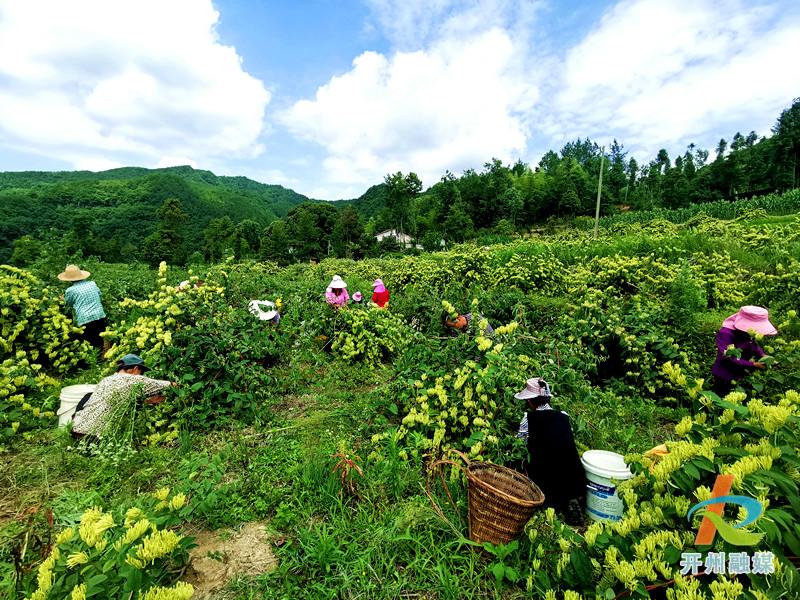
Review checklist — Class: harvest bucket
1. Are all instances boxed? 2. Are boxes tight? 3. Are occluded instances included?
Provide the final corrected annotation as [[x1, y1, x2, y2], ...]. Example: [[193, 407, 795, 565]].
[[57, 384, 96, 427], [427, 450, 545, 545], [581, 450, 633, 522]]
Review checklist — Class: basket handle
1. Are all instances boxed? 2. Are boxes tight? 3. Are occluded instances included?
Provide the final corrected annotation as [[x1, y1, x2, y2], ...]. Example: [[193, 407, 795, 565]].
[[425, 450, 471, 536]]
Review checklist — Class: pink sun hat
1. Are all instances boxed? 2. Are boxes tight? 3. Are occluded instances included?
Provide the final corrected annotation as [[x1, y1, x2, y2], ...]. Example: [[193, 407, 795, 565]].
[[372, 278, 386, 293], [353, 291, 363, 302], [722, 306, 777, 336], [514, 378, 554, 400]]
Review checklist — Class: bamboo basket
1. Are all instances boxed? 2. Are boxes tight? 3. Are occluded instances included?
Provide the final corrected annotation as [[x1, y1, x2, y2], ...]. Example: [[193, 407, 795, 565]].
[[427, 450, 544, 545]]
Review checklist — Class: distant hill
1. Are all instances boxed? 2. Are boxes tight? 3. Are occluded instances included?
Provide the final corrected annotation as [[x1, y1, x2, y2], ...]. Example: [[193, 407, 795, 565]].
[[332, 183, 390, 221], [0, 166, 312, 262]]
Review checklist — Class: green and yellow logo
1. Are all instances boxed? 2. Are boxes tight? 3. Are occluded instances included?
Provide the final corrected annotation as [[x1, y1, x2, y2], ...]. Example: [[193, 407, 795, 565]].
[[687, 474, 765, 546]]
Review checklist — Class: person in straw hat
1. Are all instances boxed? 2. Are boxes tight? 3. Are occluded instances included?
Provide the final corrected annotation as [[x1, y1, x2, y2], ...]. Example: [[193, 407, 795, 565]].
[[58, 264, 107, 350], [325, 275, 350, 309], [371, 278, 390, 308], [711, 305, 777, 397], [515, 377, 586, 525]]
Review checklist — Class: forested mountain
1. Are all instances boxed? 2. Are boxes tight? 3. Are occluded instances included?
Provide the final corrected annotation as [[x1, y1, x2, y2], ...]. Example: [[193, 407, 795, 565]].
[[3, 99, 799, 267], [0, 166, 310, 263]]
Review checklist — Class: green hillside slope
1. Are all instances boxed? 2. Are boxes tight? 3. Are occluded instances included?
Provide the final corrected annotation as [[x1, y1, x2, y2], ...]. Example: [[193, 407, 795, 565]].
[[0, 166, 311, 262]]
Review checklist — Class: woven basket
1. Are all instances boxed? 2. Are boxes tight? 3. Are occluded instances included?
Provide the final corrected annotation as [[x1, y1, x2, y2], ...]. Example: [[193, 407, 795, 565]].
[[427, 450, 545, 545]]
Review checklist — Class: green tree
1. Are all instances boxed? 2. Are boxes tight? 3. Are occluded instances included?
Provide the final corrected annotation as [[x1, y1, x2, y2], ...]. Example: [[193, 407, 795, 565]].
[[443, 200, 474, 243], [262, 220, 291, 264], [772, 98, 800, 190], [203, 216, 235, 262], [384, 172, 422, 238], [331, 206, 364, 258], [142, 197, 188, 266], [10, 235, 42, 266], [233, 219, 262, 259]]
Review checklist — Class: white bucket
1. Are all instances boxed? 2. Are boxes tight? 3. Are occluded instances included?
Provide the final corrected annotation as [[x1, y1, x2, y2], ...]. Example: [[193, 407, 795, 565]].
[[581, 450, 633, 522], [57, 384, 96, 427]]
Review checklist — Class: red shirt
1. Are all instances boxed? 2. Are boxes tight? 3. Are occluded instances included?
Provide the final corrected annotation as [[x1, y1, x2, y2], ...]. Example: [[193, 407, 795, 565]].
[[372, 289, 390, 307]]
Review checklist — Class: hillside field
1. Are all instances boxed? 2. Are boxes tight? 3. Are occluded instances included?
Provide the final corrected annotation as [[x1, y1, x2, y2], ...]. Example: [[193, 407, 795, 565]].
[[2, 199, 800, 599]]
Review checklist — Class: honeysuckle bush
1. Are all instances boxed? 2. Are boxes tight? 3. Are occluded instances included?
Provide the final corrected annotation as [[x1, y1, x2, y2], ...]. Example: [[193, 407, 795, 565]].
[[1, 265, 92, 446], [102, 262, 225, 365], [559, 290, 691, 397], [517, 377, 800, 599], [373, 301, 547, 462], [24, 487, 195, 600], [101, 262, 285, 442], [331, 306, 420, 364]]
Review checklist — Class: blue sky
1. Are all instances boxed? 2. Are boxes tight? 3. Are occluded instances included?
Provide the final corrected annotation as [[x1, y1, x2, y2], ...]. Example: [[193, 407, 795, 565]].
[[0, 0, 798, 199]]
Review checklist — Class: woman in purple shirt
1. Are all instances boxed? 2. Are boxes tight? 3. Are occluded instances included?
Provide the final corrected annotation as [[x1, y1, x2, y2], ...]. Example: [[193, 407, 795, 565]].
[[711, 305, 777, 396]]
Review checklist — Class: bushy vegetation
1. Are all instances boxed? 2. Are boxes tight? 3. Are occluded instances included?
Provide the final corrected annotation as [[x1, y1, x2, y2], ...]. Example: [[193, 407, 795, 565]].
[[1, 204, 799, 598]]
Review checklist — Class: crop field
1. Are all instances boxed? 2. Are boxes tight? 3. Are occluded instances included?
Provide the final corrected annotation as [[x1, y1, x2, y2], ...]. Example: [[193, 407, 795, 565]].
[[2, 196, 800, 599]]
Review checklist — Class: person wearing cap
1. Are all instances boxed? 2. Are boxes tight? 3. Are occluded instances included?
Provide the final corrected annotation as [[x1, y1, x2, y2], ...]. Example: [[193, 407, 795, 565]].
[[371, 279, 390, 308], [325, 275, 350, 309], [58, 264, 107, 350], [444, 312, 494, 336], [71, 354, 175, 439], [515, 377, 586, 526], [248, 300, 280, 325], [711, 305, 777, 396]]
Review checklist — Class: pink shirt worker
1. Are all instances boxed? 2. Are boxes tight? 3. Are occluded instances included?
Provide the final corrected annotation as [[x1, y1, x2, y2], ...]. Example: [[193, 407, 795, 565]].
[[325, 275, 350, 309]]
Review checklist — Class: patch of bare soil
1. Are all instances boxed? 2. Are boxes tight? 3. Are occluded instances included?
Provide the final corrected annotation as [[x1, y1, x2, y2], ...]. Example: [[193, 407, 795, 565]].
[[184, 521, 278, 599]]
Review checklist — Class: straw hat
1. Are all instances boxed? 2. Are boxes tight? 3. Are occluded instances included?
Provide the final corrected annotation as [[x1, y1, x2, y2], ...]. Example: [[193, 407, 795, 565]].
[[57, 264, 90, 281], [329, 275, 347, 289], [248, 300, 278, 321], [722, 306, 777, 336], [514, 378, 553, 401]]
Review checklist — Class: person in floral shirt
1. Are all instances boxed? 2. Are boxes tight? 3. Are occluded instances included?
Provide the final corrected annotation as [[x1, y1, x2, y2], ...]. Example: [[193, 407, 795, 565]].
[[72, 354, 174, 439]]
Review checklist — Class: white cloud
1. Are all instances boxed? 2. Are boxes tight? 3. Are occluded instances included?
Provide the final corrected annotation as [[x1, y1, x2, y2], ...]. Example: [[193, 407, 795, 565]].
[[74, 157, 124, 172], [155, 156, 198, 169], [365, 0, 541, 50], [280, 28, 538, 198], [0, 0, 269, 171], [544, 0, 800, 158]]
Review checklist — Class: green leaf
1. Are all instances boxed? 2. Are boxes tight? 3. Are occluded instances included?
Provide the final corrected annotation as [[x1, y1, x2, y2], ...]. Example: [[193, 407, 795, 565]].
[[570, 550, 592, 582], [490, 562, 505, 583], [785, 531, 800, 557], [683, 462, 700, 480], [663, 545, 682, 563]]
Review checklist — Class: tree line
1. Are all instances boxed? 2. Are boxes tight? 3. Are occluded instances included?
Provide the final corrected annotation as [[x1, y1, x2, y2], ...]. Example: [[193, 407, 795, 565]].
[[7, 99, 799, 267]]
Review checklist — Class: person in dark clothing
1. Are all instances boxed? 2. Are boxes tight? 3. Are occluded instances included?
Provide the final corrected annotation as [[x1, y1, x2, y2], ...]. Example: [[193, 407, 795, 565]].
[[516, 378, 586, 525], [710, 306, 777, 396]]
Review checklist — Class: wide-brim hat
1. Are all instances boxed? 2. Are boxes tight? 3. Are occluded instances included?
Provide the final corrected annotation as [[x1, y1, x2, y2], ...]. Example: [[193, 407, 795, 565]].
[[329, 275, 347, 289], [514, 377, 553, 400], [249, 300, 278, 321], [353, 292, 363, 301], [117, 353, 149, 372], [58, 264, 90, 281], [372, 278, 384, 288], [725, 305, 777, 336]]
